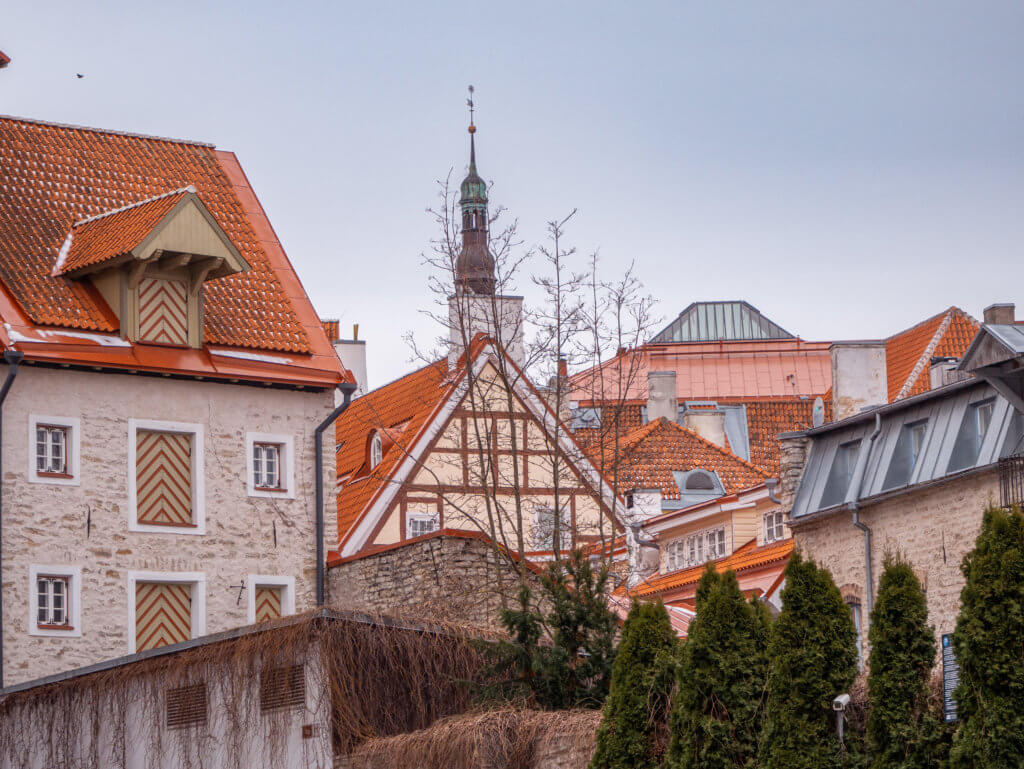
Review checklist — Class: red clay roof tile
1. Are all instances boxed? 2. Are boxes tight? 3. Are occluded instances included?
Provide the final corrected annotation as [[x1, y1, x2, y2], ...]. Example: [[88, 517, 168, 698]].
[[885, 307, 980, 401]]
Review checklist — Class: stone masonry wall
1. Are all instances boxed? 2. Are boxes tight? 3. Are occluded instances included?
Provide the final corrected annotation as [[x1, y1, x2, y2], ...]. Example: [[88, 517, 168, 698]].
[[1, 365, 336, 685], [328, 535, 525, 629], [792, 468, 999, 656]]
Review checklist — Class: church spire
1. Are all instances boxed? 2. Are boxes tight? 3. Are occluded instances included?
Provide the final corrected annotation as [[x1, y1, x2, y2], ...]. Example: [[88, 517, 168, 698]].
[[456, 85, 496, 295]]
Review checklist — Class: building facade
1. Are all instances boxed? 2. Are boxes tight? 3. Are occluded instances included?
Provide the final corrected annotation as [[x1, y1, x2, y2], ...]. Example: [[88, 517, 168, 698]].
[[0, 116, 352, 685]]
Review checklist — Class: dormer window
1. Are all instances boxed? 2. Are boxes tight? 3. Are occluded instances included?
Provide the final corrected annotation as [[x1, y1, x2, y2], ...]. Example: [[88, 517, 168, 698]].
[[53, 187, 249, 349], [369, 432, 383, 470]]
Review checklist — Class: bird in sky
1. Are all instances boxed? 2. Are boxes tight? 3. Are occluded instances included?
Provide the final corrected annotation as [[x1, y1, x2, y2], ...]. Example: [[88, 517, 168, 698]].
[[76, 73, 84, 79]]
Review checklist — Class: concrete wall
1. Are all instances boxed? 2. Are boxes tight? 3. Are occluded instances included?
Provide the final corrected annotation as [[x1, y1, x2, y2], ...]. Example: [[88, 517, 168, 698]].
[[791, 468, 998, 656], [328, 535, 522, 629], [1, 365, 336, 685]]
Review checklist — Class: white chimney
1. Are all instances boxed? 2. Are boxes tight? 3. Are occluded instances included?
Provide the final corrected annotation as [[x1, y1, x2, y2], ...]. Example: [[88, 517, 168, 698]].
[[646, 370, 678, 422], [681, 404, 728, 449], [830, 341, 887, 421], [334, 324, 368, 400]]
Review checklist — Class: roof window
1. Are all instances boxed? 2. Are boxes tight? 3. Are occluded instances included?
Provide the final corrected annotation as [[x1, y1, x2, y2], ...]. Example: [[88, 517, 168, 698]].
[[369, 432, 383, 470], [820, 439, 861, 509], [947, 399, 995, 473], [882, 419, 929, 491]]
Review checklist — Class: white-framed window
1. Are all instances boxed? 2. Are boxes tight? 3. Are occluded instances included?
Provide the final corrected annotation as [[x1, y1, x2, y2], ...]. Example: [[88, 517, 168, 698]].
[[28, 415, 81, 486], [28, 564, 82, 638], [127, 571, 206, 653], [679, 526, 728, 568], [369, 432, 383, 469], [848, 599, 864, 669], [664, 539, 686, 571], [763, 510, 786, 543], [407, 511, 440, 539], [246, 433, 295, 499], [128, 419, 205, 535], [246, 575, 296, 624]]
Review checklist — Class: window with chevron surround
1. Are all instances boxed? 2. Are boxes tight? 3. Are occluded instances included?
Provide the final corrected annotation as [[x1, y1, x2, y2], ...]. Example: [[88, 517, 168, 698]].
[[137, 277, 189, 346], [136, 430, 194, 527], [254, 586, 283, 622], [135, 582, 192, 651]]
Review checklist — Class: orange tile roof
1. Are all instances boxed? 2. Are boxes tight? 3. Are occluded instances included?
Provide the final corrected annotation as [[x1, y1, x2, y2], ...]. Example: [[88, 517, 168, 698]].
[[588, 417, 768, 499], [56, 188, 192, 275], [0, 116, 308, 352], [630, 538, 794, 598], [336, 356, 456, 543], [0, 116, 348, 387], [885, 307, 980, 402]]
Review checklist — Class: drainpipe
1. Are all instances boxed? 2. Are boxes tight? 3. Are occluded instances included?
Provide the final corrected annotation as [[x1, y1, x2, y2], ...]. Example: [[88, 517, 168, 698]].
[[849, 413, 882, 623], [314, 383, 356, 607], [766, 478, 782, 504], [0, 350, 25, 687]]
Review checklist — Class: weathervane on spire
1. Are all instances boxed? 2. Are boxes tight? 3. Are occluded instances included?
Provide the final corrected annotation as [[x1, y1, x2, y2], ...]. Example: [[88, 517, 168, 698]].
[[467, 85, 476, 134]]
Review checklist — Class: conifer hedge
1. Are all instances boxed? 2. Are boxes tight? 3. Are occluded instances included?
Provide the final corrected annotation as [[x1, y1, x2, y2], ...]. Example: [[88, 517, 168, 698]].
[[589, 600, 678, 769], [664, 565, 770, 769], [759, 551, 858, 769], [866, 554, 941, 769], [949, 505, 1024, 768]]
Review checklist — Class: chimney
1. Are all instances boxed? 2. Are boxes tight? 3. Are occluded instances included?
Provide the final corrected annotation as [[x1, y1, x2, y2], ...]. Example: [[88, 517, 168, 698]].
[[681, 404, 728, 449], [983, 303, 1015, 325], [333, 324, 368, 400], [646, 370, 678, 422], [830, 341, 887, 421], [929, 356, 964, 390]]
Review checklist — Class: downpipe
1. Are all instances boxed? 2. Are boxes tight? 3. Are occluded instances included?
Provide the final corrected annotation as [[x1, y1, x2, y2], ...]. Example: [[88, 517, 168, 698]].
[[849, 412, 882, 622], [314, 384, 356, 607], [0, 350, 24, 687]]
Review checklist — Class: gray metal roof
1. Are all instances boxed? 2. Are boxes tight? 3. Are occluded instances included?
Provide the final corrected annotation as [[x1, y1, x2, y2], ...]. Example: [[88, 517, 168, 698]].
[[650, 301, 795, 344], [791, 378, 1022, 519]]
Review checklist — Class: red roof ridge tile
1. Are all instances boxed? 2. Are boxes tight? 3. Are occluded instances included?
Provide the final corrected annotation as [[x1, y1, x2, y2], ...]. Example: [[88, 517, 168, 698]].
[[0, 113, 215, 147], [885, 306, 973, 341]]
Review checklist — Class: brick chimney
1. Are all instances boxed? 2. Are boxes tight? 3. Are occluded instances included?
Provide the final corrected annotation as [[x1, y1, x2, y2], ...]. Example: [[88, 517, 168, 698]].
[[983, 303, 1015, 325], [830, 341, 887, 421], [646, 370, 678, 422]]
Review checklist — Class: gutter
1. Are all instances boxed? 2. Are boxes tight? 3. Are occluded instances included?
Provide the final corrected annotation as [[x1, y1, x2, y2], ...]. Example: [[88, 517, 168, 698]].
[[766, 478, 782, 504], [0, 349, 24, 687], [314, 384, 356, 606], [848, 412, 882, 624]]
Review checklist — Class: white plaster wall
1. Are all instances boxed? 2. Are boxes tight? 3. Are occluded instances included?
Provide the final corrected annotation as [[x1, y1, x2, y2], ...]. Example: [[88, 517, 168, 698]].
[[830, 343, 887, 420], [1, 365, 337, 686]]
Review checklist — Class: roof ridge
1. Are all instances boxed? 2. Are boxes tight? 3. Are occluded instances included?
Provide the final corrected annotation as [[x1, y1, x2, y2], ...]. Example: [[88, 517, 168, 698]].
[[73, 185, 196, 227], [657, 418, 771, 477], [0, 114, 216, 148], [886, 306, 961, 342]]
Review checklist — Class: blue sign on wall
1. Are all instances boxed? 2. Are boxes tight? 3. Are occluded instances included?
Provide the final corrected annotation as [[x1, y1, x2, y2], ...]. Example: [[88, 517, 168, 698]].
[[942, 633, 959, 723]]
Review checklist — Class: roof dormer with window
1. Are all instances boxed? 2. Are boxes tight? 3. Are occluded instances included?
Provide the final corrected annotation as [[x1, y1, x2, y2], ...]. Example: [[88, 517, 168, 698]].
[[53, 186, 249, 348]]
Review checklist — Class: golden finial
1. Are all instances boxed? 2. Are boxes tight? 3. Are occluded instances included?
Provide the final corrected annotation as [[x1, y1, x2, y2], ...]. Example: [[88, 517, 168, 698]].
[[467, 85, 476, 133]]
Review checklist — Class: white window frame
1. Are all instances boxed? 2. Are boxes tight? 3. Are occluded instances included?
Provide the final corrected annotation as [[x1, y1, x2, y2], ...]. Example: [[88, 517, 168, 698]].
[[664, 539, 686, 572], [28, 415, 81, 486], [127, 570, 206, 653], [369, 432, 383, 469], [406, 511, 440, 539], [128, 419, 205, 535], [681, 525, 728, 568], [245, 432, 295, 499], [246, 575, 296, 624], [28, 564, 82, 638], [763, 510, 786, 544]]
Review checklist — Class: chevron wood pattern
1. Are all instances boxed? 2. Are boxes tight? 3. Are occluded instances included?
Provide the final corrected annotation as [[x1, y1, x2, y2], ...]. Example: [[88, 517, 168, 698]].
[[136, 430, 193, 526], [254, 586, 283, 622], [136, 582, 191, 651], [138, 277, 188, 345]]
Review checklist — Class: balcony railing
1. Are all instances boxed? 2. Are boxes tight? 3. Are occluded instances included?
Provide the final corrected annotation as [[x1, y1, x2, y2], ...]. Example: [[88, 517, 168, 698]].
[[999, 453, 1024, 510]]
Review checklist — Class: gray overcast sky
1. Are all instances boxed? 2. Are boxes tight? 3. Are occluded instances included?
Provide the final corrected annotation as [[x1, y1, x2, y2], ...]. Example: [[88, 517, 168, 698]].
[[3, 1, 1022, 385]]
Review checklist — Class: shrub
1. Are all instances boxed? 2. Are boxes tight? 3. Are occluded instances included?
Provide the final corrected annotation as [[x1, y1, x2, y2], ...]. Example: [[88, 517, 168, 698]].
[[664, 565, 770, 769], [760, 550, 858, 769], [949, 505, 1024, 768], [589, 600, 678, 769]]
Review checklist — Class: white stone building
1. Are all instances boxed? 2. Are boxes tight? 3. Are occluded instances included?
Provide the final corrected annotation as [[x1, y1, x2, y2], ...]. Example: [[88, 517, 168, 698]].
[[0, 116, 354, 686]]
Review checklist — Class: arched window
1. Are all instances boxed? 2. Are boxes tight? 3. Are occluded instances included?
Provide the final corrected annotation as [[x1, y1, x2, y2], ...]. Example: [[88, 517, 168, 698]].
[[369, 432, 383, 470], [685, 470, 716, 491]]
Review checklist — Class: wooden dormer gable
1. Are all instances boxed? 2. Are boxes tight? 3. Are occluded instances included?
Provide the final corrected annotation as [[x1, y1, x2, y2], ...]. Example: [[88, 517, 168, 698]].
[[53, 186, 249, 348]]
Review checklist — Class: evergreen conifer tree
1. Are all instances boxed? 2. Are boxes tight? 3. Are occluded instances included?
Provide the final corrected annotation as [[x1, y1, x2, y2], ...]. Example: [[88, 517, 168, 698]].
[[590, 600, 678, 769], [949, 505, 1024, 768], [866, 554, 941, 769], [664, 565, 771, 769], [760, 551, 858, 769]]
